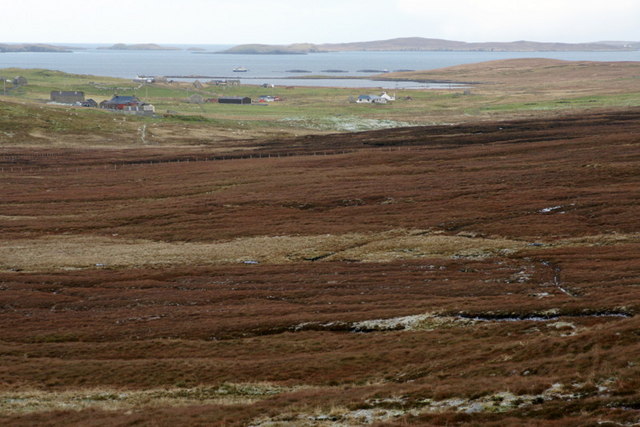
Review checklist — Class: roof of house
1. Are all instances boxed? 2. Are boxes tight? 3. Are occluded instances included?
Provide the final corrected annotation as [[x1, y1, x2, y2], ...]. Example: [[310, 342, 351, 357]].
[[106, 95, 141, 104]]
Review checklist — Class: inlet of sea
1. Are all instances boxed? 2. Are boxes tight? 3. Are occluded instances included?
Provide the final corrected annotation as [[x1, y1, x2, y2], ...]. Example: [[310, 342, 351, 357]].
[[1, 44, 639, 89]]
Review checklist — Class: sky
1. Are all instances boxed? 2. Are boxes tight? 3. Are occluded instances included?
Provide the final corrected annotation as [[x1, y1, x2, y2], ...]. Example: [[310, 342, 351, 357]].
[[3, 0, 640, 45]]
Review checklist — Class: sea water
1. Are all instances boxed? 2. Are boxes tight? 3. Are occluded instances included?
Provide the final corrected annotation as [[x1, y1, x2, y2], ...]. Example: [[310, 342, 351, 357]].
[[1, 44, 639, 89]]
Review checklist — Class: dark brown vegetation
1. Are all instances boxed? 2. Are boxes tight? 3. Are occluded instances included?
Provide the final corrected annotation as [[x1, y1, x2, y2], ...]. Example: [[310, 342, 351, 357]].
[[1, 108, 640, 425]]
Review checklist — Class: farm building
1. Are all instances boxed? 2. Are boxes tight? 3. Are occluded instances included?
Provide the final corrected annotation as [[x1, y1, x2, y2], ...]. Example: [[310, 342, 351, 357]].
[[356, 94, 387, 104], [13, 76, 27, 86], [100, 95, 143, 110], [100, 95, 155, 116], [380, 92, 396, 101], [218, 96, 251, 105], [81, 99, 98, 108], [51, 90, 85, 104]]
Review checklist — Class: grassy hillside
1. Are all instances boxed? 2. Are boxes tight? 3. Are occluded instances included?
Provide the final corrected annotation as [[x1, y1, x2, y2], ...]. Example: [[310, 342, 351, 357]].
[[0, 98, 139, 145], [2, 59, 640, 148]]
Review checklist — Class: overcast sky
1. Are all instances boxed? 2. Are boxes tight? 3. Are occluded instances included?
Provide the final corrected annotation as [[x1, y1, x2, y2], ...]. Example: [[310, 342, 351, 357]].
[[4, 0, 639, 45]]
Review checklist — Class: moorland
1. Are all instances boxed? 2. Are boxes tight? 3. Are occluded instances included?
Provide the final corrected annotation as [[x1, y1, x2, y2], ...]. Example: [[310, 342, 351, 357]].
[[1, 58, 640, 426]]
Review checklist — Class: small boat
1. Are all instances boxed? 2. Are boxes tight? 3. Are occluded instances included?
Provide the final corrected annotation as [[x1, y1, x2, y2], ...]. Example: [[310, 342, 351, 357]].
[[233, 66, 248, 72]]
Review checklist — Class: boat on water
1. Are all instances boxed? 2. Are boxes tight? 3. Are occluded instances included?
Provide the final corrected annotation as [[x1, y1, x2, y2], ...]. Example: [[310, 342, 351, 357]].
[[233, 66, 248, 72]]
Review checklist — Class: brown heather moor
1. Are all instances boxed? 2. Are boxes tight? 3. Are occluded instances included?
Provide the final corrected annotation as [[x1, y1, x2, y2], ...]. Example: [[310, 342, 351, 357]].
[[1, 65, 640, 425]]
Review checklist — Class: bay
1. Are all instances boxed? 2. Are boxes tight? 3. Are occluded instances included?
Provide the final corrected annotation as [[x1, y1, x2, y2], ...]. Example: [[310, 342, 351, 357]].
[[1, 44, 639, 89]]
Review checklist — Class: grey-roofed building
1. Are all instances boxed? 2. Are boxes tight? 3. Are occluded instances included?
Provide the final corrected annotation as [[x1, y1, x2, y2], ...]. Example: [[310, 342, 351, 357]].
[[218, 96, 251, 105], [356, 94, 387, 104], [81, 99, 98, 108]]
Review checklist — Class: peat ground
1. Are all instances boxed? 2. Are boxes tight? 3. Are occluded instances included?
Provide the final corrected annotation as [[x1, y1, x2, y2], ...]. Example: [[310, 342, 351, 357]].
[[1, 108, 639, 425]]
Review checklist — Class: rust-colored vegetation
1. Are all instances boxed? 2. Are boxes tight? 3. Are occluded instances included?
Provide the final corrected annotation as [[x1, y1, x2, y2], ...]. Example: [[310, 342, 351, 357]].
[[1, 108, 640, 425]]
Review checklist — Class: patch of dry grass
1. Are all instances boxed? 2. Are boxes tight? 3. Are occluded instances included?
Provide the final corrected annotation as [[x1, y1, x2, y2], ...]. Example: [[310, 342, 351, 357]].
[[3, 230, 638, 272], [0, 230, 529, 271], [0, 383, 288, 414]]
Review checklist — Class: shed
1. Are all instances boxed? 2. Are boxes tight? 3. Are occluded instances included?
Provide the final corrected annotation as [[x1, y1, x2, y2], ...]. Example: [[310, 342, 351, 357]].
[[13, 76, 27, 86], [81, 99, 98, 108], [218, 96, 251, 105]]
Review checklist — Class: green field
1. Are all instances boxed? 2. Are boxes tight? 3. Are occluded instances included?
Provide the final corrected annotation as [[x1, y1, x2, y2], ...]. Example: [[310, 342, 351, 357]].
[[2, 59, 640, 146]]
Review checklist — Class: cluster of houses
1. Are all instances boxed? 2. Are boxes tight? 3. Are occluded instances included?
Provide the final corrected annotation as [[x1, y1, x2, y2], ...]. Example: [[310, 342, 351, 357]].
[[133, 77, 242, 87], [47, 85, 395, 117], [50, 91, 155, 116], [217, 95, 281, 104], [185, 94, 253, 104], [185, 94, 283, 105], [49, 88, 277, 112]]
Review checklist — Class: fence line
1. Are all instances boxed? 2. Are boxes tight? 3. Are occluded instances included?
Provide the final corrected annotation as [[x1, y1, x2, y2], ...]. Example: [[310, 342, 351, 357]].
[[0, 145, 421, 175]]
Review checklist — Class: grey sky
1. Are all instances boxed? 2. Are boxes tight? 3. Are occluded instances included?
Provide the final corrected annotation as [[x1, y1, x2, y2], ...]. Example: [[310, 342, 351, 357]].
[[4, 0, 639, 45]]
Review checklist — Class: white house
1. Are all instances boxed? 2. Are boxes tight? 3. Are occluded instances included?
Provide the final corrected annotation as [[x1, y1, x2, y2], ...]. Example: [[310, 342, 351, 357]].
[[380, 92, 396, 101], [356, 95, 387, 104]]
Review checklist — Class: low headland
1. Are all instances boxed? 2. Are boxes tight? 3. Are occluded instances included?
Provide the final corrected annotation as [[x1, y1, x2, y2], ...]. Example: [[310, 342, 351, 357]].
[[0, 43, 73, 53], [220, 36, 640, 54]]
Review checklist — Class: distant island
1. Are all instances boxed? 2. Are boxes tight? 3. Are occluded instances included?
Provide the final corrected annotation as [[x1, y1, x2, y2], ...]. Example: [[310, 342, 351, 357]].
[[0, 43, 72, 53], [219, 37, 640, 54], [212, 43, 317, 55], [99, 43, 180, 51]]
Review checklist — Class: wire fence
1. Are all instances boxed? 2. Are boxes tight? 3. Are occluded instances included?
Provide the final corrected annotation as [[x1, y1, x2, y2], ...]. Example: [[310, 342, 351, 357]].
[[0, 145, 421, 174]]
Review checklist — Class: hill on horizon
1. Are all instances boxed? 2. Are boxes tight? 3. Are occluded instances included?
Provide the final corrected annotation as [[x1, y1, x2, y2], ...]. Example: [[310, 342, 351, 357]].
[[221, 36, 640, 54]]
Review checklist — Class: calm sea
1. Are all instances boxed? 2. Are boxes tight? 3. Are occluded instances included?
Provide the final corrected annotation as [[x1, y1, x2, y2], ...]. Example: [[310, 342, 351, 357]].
[[1, 44, 639, 89]]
